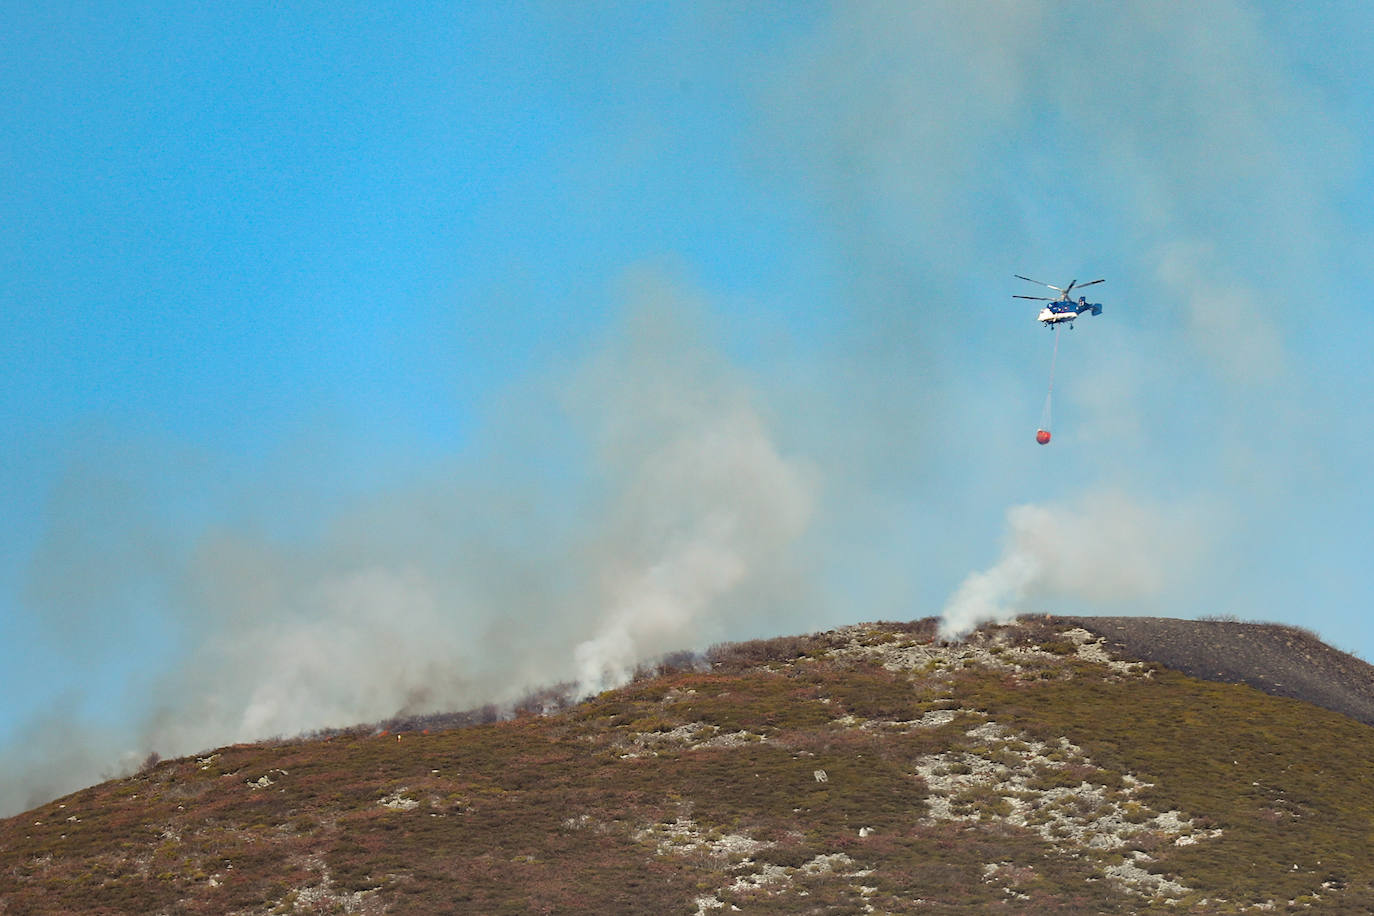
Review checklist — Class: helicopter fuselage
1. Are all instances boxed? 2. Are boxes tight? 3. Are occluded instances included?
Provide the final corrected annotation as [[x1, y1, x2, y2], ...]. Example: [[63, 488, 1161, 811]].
[[1038, 299, 1102, 326]]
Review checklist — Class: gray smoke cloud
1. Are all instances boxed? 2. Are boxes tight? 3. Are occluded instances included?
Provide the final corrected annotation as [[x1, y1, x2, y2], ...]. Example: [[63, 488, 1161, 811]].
[[6, 1, 1366, 817], [756, 0, 1356, 640], [1154, 242, 1286, 386], [556, 274, 816, 694], [2, 274, 819, 816], [939, 489, 1214, 639]]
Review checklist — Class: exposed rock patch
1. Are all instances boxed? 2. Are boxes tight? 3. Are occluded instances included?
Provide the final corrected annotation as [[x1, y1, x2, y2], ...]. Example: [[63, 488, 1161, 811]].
[[823, 623, 1150, 683], [636, 816, 874, 911], [246, 769, 287, 790], [617, 721, 766, 757], [634, 816, 770, 860], [268, 856, 386, 915], [377, 788, 419, 812], [916, 718, 1219, 901]]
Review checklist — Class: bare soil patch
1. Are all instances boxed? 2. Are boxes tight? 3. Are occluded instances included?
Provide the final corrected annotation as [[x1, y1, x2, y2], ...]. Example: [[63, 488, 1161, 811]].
[[1062, 616, 1374, 726]]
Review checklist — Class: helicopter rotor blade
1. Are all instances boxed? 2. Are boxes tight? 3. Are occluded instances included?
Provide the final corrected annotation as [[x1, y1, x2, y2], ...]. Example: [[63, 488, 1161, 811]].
[[1015, 274, 1063, 291], [1013, 295, 1053, 301], [1075, 278, 1105, 289], [1063, 280, 1077, 296]]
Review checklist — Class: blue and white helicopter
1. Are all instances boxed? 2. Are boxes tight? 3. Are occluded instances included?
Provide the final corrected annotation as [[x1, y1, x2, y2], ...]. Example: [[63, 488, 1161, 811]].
[[1014, 276, 1105, 328]]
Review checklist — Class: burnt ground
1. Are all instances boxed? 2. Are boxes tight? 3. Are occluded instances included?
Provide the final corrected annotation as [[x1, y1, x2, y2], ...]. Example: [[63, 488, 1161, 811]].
[[1062, 615, 1374, 726]]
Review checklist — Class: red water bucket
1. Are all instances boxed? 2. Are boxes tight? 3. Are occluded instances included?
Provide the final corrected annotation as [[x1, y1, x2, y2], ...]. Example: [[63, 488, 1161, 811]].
[[1035, 429, 1051, 445]]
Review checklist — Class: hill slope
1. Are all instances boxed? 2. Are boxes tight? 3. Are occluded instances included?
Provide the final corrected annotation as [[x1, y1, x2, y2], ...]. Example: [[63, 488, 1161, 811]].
[[1067, 616, 1374, 726], [4, 616, 1374, 914]]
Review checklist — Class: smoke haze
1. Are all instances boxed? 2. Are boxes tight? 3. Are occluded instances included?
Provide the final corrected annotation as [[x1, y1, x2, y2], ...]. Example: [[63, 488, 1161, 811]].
[[938, 490, 1213, 638], [3, 277, 821, 816], [5, 2, 1373, 817]]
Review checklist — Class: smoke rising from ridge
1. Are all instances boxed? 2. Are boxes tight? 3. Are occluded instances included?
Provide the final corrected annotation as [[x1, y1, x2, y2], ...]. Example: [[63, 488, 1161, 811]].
[[7, 2, 1368, 820], [939, 490, 1213, 638], [569, 398, 813, 694], [565, 279, 816, 694], [1, 275, 818, 816]]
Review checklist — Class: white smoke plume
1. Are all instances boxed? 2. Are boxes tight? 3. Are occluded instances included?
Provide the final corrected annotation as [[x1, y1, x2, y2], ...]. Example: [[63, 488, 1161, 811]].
[[2, 273, 817, 816], [939, 489, 1212, 639], [571, 403, 813, 695], [566, 276, 816, 694], [7, 1, 1362, 819]]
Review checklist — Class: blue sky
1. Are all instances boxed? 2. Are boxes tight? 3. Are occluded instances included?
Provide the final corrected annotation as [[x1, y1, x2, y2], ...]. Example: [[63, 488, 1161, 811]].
[[4, 1, 1373, 813]]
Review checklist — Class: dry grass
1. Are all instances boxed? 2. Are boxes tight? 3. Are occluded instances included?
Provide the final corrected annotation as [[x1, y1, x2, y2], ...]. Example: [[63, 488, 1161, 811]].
[[5, 617, 1374, 913]]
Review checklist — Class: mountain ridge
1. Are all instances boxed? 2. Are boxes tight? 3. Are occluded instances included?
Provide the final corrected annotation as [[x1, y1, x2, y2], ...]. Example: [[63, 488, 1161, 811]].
[[4, 615, 1374, 914]]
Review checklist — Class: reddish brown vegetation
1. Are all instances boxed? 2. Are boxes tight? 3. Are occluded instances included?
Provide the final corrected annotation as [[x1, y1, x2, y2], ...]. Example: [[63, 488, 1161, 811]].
[[5, 616, 1374, 913]]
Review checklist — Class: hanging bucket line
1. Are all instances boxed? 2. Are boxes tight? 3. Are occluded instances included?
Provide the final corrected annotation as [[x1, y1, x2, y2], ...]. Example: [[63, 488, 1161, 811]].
[[1039, 324, 1060, 433]]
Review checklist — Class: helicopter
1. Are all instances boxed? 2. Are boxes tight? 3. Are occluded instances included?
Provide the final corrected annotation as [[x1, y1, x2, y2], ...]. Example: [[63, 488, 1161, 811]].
[[1014, 276, 1104, 328]]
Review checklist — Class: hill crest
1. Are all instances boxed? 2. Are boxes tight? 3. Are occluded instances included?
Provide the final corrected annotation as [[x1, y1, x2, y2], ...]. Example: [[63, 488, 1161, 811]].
[[4, 615, 1374, 914]]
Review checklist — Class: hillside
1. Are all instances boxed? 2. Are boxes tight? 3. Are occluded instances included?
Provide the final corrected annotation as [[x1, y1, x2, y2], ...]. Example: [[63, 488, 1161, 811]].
[[1066, 616, 1374, 726], [4, 616, 1374, 914]]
